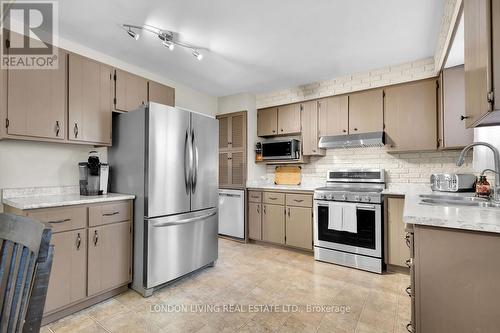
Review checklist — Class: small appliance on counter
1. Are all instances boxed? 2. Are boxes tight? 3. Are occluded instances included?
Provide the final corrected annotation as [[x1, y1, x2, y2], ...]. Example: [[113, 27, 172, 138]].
[[255, 142, 263, 162], [79, 151, 109, 196], [261, 139, 300, 160], [430, 173, 476, 192]]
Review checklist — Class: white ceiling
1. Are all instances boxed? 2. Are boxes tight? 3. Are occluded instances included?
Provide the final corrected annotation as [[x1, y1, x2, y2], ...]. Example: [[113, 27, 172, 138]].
[[59, 0, 445, 97]]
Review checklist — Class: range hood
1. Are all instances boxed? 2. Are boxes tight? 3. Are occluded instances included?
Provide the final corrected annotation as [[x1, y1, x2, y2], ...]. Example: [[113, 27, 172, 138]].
[[318, 132, 385, 149]]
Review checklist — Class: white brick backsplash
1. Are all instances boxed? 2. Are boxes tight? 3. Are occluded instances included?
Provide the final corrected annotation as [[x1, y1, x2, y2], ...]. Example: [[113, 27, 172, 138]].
[[256, 57, 436, 108], [266, 147, 475, 185]]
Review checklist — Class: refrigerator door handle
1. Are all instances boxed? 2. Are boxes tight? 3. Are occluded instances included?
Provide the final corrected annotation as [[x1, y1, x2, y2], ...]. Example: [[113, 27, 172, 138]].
[[151, 210, 217, 228], [191, 129, 198, 194], [184, 129, 192, 195]]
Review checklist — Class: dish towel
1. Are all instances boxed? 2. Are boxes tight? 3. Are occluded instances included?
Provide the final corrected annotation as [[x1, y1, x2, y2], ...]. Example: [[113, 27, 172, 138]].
[[328, 202, 343, 231], [342, 204, 358, 233]]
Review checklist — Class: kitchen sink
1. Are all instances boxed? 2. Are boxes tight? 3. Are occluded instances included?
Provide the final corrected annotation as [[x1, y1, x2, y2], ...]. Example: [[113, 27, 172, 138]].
[[419, 194, 500, 208]]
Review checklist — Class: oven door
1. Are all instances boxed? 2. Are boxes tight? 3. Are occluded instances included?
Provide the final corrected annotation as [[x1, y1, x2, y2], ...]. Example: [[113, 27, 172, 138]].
[[313, 200, 382, 258]]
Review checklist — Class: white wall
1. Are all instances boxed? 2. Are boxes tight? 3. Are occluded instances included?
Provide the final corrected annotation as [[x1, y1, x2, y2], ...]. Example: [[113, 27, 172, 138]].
[[217, 93, 266, 183]]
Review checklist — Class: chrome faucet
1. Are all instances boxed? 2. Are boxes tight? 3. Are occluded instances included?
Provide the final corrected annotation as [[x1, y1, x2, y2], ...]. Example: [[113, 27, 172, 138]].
[[457, 142, 500, 202]]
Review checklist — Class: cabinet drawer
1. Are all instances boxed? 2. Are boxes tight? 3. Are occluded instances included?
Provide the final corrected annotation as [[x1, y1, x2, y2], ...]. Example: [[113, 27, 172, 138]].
[[248, 191, 262, 203], [263, 192, 285, 205], [89, 201, 131, 227], [27, 206, 86, 233], [286, 194, 312, 207]]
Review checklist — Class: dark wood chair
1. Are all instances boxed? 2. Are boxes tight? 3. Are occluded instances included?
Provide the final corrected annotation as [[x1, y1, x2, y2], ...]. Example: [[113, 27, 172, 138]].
[[0, 213, 53, 333]]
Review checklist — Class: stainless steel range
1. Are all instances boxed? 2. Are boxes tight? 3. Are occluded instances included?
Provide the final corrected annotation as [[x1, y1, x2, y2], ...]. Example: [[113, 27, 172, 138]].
[[313, 169, 385, 274]]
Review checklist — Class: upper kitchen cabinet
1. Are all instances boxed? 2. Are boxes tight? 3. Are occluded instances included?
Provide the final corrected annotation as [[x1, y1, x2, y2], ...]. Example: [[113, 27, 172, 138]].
[[257, 104, 301, 137], [463, 0, 500, 126], [348, 89, 383, 133], [257, 107, 278, 136], [148, 80, 175, 106], [301, 100, 325, 156], [217, 111, 247, 151], [114, 69, 148, 112], [68, 53, 113, 145], [384, 78, 438, 152], [277, 104, 301, 135], [318, 95, 349, 136], [439, 66, 474, 149], [6, 47, 67, 140]]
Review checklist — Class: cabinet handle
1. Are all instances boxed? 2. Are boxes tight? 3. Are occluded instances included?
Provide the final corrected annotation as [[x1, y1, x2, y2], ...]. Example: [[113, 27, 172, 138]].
[[55, 121, 60, 137], [406, 323, 413, 333], [48, 218, 71, 224], [405, 258, 412, 268], [460, 115, 469, 121], [287, 208, 290, 218], [93, 230, 99, 246], [74, 123, 79, 138], [294, 199, 304, 203], [257, 205, 260, 214], [263, 205, 266, 215], [405, 233, 411, 248], [272, 130, 276, 133], [251, 195, 260, 199], [406, 286, 412, 297], [312, 149, 316, 152], [76, 232, 81, 250], [268, 197, 277, 200], [103, 211, 119, 216]]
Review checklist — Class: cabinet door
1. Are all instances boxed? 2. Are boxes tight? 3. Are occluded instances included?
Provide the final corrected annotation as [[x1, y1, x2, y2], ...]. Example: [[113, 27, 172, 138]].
[[277, 104, 301, 135], [68, 54, 113, 144], [441, 66, 474, 148], [318, 95, 349, 136], [7, 48, 66, 139], [88, 221, 131, 296], [286, 206, 312, 250], [257, 107, 278, 136], [248, 202, 262, 240], [148, 81, 175, 106], [464, 0, 493, 127], [386, 197, 408, 267], [219, 152, 230, 187], [384, 79, 437, 151], [230, 113, 246, 150], [301, 101, 324, 156], [115, 69, 148, 112], [262, 204, 285, 244], [45, 229, 87, 313], [230, 151, 246, 187], [218, 116, 230, 150], [348, 89, 383, 133]]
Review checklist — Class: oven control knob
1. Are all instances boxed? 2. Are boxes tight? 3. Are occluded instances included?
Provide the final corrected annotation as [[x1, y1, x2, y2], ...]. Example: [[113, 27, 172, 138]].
[[327, 194, 333, 200], [365, 196, 371, 202], [354, 195, 360, 201], [342, 194, 347, 201]]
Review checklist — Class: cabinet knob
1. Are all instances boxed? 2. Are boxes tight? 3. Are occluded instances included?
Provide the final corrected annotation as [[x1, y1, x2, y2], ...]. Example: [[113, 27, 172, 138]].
[[280, 128, 283, 132], [460, 115, 469, 121], [343, 129, 347, 133], [354, 128, 358, 131], [272, 130, 276, 133], [312, 149, 316, 152]]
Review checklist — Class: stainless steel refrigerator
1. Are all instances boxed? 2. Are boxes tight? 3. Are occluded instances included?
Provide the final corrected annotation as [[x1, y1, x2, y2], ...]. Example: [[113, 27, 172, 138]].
[[109, 102, 218, 297]]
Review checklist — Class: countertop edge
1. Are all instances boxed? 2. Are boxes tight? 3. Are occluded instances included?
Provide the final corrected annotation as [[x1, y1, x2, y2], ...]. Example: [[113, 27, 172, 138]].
[[3, 194, 136, 210]]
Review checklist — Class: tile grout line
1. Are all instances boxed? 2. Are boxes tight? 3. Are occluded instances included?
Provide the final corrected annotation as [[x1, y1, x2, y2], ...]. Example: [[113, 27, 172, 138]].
[[88, 314, 113, 333]]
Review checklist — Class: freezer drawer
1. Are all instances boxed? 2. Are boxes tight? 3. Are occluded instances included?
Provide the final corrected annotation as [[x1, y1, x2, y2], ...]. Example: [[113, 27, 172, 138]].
[[145, 208, 218, 289]]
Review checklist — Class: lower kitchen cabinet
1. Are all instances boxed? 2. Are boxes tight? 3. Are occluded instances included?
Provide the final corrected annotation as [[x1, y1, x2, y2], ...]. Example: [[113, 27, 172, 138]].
[[88, 221, 131, 296], [248, 202, 262, 240], [248, 190, 313, 251], [286, 206, 312, 250], [385, 197, 408, 267], [45, 229, 87, 313], [262, 204, 285, 244]]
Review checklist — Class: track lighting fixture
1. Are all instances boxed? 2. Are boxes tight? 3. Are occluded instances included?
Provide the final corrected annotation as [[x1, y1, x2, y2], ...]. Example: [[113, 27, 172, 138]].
[[122, 24, 207, 61]]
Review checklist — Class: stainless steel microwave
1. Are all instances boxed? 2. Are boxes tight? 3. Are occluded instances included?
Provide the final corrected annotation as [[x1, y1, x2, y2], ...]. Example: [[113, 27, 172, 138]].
[[261, 139, 301, 160]]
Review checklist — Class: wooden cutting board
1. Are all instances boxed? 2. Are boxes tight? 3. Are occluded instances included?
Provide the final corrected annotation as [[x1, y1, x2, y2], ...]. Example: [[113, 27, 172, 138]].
[[274, 166, 301, 185]]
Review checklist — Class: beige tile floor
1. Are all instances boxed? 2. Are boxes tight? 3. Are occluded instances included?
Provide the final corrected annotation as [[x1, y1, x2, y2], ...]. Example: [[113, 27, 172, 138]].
[[42, 238, 410, 333]]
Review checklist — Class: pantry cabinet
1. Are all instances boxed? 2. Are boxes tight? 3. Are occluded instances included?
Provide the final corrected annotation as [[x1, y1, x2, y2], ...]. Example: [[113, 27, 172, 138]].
[[248, 190, 313, 251], [318, 95, 349, 136], [148, 80, 175, 106], [463, 0, 500, 127], [348, 89, 384, 134], [219, 151, 246, 188], [439, 66, 474, 149], [114, 69, 148, 112], [217, 111, 247, 151], [384, 78, 438, 152], [68, 53, 113, 145], [6, 47, 67, 140], [301, 100, 325, 156]]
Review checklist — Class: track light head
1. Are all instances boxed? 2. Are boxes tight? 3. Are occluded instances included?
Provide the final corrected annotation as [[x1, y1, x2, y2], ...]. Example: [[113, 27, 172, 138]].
[[192, 50, 203, 61], [162, 40, 175, 51], [127, 28, 139, 40]]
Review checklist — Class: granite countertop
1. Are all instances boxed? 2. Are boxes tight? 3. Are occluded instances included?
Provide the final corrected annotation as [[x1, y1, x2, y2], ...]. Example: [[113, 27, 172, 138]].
[[2, 186, 135, 210], [246, 180, 322, 192], [382, 183, 432, 196], [403, 190, 500, 234]]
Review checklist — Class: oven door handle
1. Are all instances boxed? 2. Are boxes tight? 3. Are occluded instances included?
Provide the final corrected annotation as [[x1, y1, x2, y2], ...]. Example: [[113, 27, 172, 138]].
[[355, 204, 376, 210]]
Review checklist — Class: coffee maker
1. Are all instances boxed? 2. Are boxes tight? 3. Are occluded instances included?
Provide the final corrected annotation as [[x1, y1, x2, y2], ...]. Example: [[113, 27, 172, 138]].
[[79, 151, 109, 196]]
